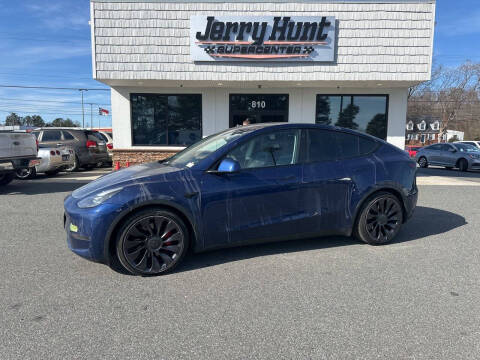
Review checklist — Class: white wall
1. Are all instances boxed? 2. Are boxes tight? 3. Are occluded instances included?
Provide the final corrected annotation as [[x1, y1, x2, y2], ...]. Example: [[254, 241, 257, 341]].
[[111, 84, 408, 150]]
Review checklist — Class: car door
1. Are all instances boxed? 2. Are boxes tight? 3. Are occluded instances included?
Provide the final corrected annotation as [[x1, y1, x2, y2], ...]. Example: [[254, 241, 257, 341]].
[[297, 129, 355, 237], [426, 144, 443, 164], [441, 144, 458, 166], [199, 129, 304, 249]]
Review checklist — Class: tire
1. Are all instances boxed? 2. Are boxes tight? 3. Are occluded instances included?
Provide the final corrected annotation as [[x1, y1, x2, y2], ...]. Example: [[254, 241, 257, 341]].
[[65, 155, 80, 172], [418, 156, 428, 168], [0, 172, 15, 186], [458, 159, 468, 172], [354, 192, 404, 245], [116, 208, 190, 276], [15, 167, 36, 180], [45, 169, 60, 176]]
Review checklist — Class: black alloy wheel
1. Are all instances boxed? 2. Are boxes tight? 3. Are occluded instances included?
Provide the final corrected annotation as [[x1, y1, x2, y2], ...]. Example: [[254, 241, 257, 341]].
[[116, 209, 189, 275], [15, 167, 36, 180], [355, 193, 404, 245], [418, 156, 428, 168]]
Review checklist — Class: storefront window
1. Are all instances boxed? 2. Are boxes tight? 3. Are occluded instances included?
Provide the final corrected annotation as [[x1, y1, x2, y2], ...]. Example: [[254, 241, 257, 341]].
[[229, 94, 289, 127], [131, 94, 202, 146], [315, 95, 388, 140]]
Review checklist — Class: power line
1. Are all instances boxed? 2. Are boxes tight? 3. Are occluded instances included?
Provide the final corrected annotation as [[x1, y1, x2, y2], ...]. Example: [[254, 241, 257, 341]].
[[0, 97, 110, 106], [0, 85, 110, 91]]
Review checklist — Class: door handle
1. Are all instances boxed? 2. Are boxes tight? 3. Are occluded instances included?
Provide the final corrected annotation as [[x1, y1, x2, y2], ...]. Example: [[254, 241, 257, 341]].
[[336, 177, 352, 182]]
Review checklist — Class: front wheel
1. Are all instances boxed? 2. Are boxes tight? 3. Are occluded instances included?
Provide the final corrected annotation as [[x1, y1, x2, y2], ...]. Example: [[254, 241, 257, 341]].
[[458, 159, 468, 172], [418, 156, 428, 168], [16, 167, 36, 180], [355, 192, 404, 245], [116, 209, 190, 276]]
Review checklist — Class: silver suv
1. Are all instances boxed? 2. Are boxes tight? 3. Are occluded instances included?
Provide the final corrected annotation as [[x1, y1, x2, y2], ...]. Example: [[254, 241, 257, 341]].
[[33, 129, 110, 171], [415, 142, 480, 172]]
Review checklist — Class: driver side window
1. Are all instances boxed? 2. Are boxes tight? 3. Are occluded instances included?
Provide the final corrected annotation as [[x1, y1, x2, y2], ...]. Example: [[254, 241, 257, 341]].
[[225, 129, 300, 169]]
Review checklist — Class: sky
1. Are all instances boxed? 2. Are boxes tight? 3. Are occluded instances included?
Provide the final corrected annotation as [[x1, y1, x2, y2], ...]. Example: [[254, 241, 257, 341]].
[[0, 0, 479, 128]]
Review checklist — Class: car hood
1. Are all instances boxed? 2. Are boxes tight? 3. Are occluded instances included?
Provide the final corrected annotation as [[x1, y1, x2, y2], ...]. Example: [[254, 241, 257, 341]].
[[71, 162, 183, 199]]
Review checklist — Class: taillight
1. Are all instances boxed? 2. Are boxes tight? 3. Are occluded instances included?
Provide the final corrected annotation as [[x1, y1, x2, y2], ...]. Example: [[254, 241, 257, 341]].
[[107, 143, 113, 150], [56, 150, 61, 155], [86, 140, 97, 148], [36, 139, 39, 152], [50, 150, 55, 156]]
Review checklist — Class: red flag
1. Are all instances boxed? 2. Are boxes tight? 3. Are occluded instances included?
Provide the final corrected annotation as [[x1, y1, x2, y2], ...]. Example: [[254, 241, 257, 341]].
[[99, 108, 109, 116]]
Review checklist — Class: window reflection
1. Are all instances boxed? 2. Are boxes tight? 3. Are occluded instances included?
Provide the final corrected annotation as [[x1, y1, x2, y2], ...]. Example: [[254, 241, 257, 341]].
[[315, 95, 388, 140], [131, 94, 202, 146]]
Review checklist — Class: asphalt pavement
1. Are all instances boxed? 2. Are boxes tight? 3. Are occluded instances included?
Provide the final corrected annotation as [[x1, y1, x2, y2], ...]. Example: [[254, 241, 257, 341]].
[[0, 168, 479, 359]]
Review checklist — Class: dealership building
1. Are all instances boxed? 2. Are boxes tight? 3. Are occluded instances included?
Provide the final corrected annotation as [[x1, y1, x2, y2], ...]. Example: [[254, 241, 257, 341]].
[[89, 0, 436, 164]]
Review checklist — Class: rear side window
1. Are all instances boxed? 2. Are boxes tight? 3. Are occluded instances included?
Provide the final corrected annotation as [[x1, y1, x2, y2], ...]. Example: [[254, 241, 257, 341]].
[[42, 130, 62, 141], [305, 129, 337, 162], [428, 144, 442, 151], [62, 131, 74, 140]]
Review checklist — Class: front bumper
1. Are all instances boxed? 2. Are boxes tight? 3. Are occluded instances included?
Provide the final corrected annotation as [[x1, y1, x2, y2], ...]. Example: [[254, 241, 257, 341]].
[[64, 195, 122, 263]]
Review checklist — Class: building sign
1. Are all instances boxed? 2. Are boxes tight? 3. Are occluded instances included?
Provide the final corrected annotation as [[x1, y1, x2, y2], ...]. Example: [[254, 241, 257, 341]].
[[190, 16, 336, 62]]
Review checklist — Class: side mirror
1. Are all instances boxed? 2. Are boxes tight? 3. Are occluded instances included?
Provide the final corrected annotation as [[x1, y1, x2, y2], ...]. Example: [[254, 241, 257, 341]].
[[209, 158, 241, 174]]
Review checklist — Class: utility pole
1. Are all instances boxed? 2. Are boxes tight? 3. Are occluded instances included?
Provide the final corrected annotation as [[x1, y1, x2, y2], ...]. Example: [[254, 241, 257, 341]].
[[90, 103, 93, 129], [79, 89, 87, 128]]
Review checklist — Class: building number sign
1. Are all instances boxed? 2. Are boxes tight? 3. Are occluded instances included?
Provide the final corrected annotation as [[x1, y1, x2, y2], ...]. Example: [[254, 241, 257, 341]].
[[250, 100, 266, 109]]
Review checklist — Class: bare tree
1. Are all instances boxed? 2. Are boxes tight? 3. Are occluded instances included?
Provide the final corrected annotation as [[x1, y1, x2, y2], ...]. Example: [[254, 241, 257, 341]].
[[435, 62, 480, 141]]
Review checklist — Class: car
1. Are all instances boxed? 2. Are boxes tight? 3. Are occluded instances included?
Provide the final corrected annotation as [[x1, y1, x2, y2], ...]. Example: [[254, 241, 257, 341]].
[[405, 145, 422, 158], [33, 128, 110, 172], [415, 142, 480, 171], [64, 123, 418, 276], [92, 131, 113, 166], [0, 130, 40, 186], [15, 145, 75, 179], [455, 140, 480, 149]]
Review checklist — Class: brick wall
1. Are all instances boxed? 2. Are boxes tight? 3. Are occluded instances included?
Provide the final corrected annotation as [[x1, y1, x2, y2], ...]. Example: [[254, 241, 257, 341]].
[[112, 149, 179, 167]]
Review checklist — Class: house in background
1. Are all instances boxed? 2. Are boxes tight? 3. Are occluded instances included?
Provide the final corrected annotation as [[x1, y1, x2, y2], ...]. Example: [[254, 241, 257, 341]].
[[405, 116, 464, 146]]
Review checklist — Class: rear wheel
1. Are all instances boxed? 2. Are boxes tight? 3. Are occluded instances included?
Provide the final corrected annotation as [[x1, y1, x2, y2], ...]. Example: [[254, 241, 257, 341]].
[[65, 155, 80, 172], [418, 156, 428, 168], [458, 159, 468, 172], [0, 172, 15, 186], [15, 167, 36, 179], [116, 209, 189, 276], [355, 192, 404, 245]]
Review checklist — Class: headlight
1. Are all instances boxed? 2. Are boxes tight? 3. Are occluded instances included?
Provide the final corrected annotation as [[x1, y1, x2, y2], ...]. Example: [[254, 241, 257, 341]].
[[77, 188, 123, 208]]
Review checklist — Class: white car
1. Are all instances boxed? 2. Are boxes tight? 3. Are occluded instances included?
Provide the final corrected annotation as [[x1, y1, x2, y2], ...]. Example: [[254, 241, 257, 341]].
[[16, 145, 75, 179], [455, 141, 480, 149], [93, 131, 113, 165]]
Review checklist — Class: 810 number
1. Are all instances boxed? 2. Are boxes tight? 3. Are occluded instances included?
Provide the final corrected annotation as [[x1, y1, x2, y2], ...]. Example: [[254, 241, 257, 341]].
[[250, 100, 266, 109]]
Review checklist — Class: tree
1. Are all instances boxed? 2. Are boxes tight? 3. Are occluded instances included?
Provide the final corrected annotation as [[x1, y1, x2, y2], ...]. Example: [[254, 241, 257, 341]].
[[5, 113, 23, 126], [48, 118, 80, 127], [366, 113, 387, 139], [335, 103, 359, 130], [448, 135, 460, 143], [23, 115, 45, 127]]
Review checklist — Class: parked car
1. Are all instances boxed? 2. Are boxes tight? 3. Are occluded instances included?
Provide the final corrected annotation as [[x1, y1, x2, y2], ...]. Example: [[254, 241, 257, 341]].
[[0, 131, 40, 186], [415, 142, 480, 171], [33, 129, 110, 171], [405, 145, 422, 158], [15, 145, 75, 179], [64, 123, 418, 276], [92, 131, 113, 165], [455, 140, 480, 149]]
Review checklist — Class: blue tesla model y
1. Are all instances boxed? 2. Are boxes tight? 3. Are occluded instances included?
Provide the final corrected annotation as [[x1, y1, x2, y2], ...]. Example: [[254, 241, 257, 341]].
[[64, 123, 418, 275]]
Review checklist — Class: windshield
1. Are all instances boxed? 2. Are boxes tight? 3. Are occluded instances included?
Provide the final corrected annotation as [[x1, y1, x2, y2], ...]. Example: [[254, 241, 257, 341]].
[[165, 127, 255, 167], [454, 143, 479, 152]]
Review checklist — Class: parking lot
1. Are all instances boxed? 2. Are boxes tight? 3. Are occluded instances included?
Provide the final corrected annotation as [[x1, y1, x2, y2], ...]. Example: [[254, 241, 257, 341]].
[[1, 168, 480, 359]]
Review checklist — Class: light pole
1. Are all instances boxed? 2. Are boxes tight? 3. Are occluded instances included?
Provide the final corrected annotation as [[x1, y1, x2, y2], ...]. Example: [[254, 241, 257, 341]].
[[79, 89, 88, 128]]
